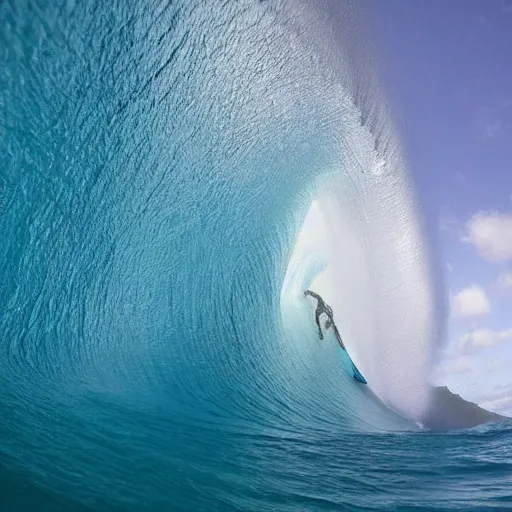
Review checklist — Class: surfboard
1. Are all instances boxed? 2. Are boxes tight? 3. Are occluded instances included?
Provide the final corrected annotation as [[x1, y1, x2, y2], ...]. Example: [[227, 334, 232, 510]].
[[336, 340, 367, 384], [333, 325, 367, 384], [350, 360, 367, 384]]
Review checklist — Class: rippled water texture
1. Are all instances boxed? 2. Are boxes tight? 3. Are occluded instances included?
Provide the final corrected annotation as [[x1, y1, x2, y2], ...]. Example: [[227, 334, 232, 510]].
[[1, 1, 511, 510]]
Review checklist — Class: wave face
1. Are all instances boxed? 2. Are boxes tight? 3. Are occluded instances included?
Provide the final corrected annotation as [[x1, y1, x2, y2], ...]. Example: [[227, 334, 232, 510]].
[[1, 0, 511, 510]]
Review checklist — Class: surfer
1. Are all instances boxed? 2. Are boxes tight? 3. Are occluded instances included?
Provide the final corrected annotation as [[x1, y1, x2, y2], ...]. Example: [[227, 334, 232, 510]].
[[304, 290, 365, 383], [303, 290, 345, 349]]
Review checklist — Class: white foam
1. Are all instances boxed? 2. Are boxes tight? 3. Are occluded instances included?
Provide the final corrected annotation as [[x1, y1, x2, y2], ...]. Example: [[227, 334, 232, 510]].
[[283, 148, 439, 422]]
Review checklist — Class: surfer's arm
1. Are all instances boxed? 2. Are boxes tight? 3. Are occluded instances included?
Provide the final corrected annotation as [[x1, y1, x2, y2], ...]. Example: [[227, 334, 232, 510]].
[[304, 290, 321, 300]]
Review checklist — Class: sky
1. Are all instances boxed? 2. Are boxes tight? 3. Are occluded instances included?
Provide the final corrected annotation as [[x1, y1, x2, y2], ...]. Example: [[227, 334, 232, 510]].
[[367, 0, 512, 414]]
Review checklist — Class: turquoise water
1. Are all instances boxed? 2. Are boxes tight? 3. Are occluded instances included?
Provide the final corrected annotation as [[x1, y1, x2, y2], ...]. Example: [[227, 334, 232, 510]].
[[1, 0, 511, 510]]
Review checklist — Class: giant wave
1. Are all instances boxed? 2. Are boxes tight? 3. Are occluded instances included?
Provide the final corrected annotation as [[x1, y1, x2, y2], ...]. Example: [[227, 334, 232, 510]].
[[1, 1, 511, 510]]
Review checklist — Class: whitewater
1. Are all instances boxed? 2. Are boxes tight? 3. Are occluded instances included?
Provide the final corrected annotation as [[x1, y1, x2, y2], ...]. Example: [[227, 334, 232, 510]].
[[1, 0, 511, 510]]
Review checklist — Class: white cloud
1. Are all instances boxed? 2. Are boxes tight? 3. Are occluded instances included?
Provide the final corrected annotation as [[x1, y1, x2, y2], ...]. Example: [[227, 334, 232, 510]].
[[474, 382, 512, 402], [498, 271, 512, 288], [446, 262, 453, 273], [451, 285, 491, 318], [444, 356, 472, 375], [464, 212, 512, 262], [481, 395, 512, 416], [431, 355, 472, 384], [462, 328, 512, 349]]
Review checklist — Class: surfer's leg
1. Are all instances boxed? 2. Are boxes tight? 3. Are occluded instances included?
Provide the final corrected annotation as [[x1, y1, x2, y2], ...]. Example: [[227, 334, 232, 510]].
[[334, 326, 345, 350], [315, 311, 323, 340]]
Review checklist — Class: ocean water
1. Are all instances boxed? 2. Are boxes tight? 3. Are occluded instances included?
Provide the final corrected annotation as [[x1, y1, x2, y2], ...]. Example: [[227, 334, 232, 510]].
[[1, 1, 511, 511]]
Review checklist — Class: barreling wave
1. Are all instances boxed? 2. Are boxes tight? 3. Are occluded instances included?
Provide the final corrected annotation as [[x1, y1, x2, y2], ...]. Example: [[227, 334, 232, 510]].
[[1, 0, 509, 510]]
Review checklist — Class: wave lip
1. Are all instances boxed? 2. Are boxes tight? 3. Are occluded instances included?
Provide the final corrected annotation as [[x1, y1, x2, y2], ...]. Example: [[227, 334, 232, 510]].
[[284, 170, 440, 423]]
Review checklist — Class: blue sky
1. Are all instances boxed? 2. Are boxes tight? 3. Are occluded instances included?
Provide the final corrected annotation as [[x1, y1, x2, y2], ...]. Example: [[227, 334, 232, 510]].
[[367, 0, 512, 414]]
